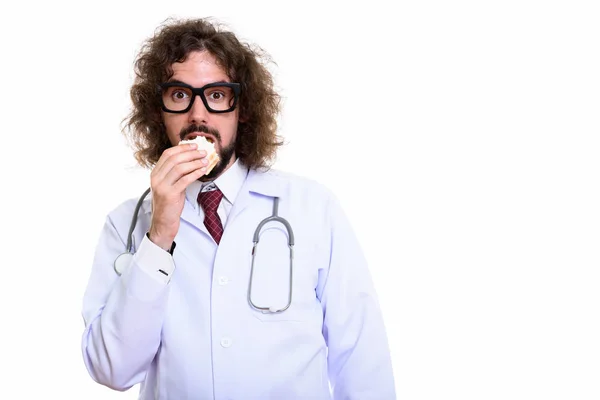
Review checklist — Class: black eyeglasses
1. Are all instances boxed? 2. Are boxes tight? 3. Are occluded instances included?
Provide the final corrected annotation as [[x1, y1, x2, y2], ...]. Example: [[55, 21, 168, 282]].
[[159, 82, 241, 114]]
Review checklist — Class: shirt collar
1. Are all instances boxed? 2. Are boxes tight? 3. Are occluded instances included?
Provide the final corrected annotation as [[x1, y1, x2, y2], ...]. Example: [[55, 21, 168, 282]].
[[185, 158, 249, 209]]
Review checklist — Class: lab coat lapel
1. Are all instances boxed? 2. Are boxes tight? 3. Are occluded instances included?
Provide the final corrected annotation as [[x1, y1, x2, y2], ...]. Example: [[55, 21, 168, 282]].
[[226, 168, 286, 228], [180, 202, 205, 231]]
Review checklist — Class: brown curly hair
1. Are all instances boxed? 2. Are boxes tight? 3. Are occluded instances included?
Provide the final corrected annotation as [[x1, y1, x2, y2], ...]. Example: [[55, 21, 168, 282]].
[[123, 17, 283, 170]]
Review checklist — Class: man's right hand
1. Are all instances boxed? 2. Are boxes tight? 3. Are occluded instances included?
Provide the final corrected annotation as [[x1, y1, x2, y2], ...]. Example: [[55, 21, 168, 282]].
[[148, 143, 208, 250]]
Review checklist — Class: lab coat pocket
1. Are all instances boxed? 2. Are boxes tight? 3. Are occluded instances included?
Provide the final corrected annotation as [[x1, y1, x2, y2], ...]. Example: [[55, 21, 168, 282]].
[[248, 229, 319, 323]]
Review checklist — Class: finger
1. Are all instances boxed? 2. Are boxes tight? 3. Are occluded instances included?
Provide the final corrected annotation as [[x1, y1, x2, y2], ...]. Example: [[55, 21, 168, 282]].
[[173, 165, 208, 192], [154, 143, 195, 171], [162, 159, 207, 187], [155, 143, 206, 168], [155, 150, 207, 184], [153, 147, 208, 182]]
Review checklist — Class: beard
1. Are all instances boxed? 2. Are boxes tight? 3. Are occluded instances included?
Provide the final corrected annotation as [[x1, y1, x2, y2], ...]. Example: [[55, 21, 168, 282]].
[[178, 123, 236, 182], [200, 139, 236, 181]]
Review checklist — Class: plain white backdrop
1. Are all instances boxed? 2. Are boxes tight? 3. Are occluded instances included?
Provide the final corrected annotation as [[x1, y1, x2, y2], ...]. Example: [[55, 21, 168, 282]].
[[0, 0, 599, 398]]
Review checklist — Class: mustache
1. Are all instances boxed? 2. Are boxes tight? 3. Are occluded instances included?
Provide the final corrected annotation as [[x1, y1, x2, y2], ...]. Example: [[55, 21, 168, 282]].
[[179, 124, 221, 142]]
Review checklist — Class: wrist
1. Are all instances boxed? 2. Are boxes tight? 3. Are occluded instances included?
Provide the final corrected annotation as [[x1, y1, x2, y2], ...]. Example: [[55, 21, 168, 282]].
[[147, 231, 176, 254]]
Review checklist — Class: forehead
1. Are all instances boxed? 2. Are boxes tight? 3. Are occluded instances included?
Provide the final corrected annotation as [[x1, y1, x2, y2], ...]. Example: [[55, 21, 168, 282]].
[[170, 51, 230, 86]]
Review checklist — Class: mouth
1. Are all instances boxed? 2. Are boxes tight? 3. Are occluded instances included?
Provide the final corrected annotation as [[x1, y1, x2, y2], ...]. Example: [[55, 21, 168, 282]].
[[185, 133, 215, 144]]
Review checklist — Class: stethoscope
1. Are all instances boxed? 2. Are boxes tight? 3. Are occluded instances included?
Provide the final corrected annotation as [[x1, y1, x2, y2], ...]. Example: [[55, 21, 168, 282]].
[[113, 187, 295, 314]]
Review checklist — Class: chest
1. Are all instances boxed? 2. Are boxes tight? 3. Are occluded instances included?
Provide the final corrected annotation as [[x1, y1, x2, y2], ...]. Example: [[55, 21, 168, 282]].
[[167, 194, 330, 323]]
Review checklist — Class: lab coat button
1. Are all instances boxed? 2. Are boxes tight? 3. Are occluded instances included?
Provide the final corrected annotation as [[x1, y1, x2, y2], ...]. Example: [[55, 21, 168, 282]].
[[218, 276, 229, 285], [220, 337, 232, 348]]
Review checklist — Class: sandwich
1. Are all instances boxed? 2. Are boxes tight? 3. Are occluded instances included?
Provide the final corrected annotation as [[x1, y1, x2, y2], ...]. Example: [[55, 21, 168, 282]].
[[179, 136, 220, 175]]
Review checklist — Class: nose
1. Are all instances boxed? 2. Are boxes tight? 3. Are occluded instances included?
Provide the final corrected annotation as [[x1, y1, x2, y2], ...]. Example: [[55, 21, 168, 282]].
[[188, 94, 210, 125]]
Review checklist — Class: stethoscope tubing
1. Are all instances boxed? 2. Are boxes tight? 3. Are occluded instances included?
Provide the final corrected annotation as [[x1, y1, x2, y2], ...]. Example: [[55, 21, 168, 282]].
[[115, 188, 295, 314], [248, 197, 294, 313]]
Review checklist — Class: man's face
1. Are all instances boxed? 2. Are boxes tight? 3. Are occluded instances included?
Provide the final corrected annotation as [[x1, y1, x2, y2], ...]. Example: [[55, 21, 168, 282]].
[[162, 50, 240, 180]]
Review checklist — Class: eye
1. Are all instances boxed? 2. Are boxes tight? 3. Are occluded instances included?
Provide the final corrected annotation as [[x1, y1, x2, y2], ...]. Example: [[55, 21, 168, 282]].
[[208, 91, 225, 101], [171, 89, 189, 101]]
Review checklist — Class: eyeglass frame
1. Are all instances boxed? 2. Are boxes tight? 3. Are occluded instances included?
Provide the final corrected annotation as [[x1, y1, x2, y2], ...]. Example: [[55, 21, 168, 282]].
[[158, 81, 242, 114]]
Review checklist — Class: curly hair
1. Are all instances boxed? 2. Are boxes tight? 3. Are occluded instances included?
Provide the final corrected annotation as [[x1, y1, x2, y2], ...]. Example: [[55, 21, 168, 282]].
[[123, 17, 283, 170]]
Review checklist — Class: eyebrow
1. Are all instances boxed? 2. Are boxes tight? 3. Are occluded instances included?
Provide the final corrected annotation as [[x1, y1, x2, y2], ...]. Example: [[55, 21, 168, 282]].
[[165, 79, 231, 86]]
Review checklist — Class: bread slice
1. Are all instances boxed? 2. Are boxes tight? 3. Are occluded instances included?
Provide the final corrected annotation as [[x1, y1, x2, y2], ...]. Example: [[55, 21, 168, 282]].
[[179, 136, 220, 175]]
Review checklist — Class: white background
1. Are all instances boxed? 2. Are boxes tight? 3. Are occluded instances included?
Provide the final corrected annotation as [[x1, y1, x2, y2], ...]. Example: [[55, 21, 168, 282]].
[[0, 0, 598, 398]]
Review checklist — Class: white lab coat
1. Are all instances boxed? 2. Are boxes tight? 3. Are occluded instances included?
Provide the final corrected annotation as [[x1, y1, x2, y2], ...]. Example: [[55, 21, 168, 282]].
[[81, 166, 396, 399]]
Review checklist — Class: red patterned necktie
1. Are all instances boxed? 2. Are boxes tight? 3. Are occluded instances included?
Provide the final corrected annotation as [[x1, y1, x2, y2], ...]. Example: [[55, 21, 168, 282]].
[[198, 188, 224, 244]]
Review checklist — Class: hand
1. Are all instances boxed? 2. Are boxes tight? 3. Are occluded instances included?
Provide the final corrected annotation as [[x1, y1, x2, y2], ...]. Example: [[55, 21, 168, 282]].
[[148, 143, 209, 250]]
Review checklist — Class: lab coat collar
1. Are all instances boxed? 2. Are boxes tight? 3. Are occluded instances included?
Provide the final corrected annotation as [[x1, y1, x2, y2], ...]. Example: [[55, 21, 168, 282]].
[[243, 167, 287, 198], [213, 158, 249, 205], [222, 167, 287, 227]]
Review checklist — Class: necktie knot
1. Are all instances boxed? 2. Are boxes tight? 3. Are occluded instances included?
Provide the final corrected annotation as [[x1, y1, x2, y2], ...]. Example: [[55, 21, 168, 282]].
[[198, 188, 223, 212], [197, 188, 224, 244]]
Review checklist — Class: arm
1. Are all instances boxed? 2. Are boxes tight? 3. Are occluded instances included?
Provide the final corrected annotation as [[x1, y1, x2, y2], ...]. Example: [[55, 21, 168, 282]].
[[317, 194, 396, 399], [81, 215, 174, 390], [81, 142, 208, 390]]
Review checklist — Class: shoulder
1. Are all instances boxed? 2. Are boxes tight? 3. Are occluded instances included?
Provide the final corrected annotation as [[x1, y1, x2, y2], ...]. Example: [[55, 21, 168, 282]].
[[105, 189, 152, 226], [262, 168, 330, 192], [254, 167, 334, 199]]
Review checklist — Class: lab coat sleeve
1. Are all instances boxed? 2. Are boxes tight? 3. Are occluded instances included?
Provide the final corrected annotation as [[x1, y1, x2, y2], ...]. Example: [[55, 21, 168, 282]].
[[81, 213, 173, 391], [317, 194, 397, 399]]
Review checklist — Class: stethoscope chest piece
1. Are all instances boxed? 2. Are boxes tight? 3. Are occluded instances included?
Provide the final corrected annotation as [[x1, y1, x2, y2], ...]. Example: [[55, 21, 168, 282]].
[[114, 252, 134, 276]]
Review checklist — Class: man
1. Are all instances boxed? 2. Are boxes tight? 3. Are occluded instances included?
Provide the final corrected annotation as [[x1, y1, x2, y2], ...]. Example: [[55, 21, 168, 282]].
[[81, 18, 396, 399]]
